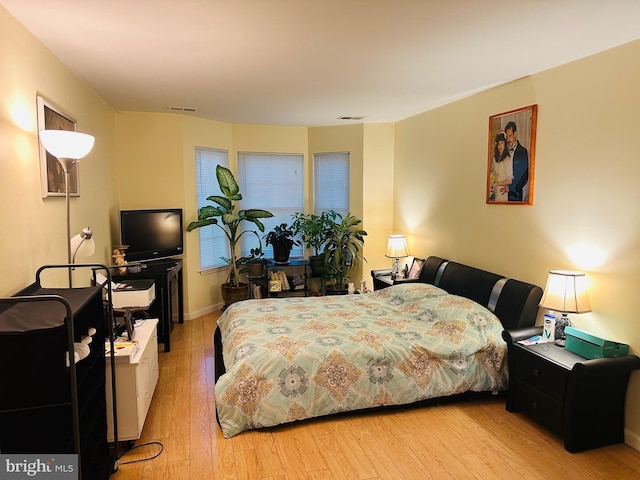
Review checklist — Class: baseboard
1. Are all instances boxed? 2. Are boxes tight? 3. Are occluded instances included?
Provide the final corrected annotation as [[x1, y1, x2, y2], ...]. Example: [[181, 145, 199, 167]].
[[184, 302, 224, 321], [625, 428, 640, 451]]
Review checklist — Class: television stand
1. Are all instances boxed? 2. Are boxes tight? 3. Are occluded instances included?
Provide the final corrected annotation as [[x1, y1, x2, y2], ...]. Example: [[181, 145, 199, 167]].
[[111, 258, 183, 352]]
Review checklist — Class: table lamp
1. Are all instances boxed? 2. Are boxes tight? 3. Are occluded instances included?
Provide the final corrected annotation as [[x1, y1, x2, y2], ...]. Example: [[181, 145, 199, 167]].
[[539, 270, 591, 346], [385, 234, 409, 278]]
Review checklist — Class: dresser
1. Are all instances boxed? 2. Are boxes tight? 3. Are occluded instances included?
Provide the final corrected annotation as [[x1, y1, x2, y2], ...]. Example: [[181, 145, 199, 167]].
[[106, 318, 159, 443], [503, 327, 640, 452]]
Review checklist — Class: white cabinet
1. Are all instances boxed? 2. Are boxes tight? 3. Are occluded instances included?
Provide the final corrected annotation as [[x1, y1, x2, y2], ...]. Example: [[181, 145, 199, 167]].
[[105, 318, 159, 442]]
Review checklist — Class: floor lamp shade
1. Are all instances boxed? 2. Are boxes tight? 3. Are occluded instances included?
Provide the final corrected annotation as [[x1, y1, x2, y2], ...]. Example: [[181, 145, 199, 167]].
[[39, 130, 95, 161]]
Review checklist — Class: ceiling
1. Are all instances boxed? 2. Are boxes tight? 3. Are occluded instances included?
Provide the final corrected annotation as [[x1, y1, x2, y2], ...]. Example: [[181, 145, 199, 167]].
[[3, 0, 640, 127]]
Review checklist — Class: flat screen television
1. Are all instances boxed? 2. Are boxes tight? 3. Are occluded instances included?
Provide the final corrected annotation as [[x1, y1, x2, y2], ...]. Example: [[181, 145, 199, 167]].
[[119, 208, 184, 262]]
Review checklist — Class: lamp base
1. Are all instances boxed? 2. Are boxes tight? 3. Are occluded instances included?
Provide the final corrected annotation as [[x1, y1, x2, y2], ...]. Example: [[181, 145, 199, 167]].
[[553, 313, 572, 348], [391, 258, 400, 278]]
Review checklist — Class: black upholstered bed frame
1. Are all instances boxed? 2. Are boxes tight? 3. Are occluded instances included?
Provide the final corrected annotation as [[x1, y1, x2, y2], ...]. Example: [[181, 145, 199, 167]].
[[214, 256, 543, 386], [374, 256, 543, 331]]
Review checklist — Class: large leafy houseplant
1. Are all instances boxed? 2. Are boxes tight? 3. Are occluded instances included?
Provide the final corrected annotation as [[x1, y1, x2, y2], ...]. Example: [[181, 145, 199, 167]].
[[290, 210, 339, 275], [323, 212, 367, 293], [186, 165, 273, 302]]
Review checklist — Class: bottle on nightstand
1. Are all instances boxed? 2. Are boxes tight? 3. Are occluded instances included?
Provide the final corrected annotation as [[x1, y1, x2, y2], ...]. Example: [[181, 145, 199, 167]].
[[543, 312, 556, 343]]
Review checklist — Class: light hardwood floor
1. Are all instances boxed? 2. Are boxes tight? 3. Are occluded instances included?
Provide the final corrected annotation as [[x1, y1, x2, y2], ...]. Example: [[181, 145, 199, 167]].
[[111, 312, 640, 479]]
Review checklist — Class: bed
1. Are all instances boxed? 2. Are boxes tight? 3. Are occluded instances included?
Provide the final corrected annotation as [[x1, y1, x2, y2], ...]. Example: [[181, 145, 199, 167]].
[[213, 256, 543, 438]]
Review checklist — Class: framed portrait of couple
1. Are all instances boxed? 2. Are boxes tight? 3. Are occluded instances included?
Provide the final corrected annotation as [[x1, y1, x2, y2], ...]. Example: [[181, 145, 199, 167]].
[[486, 104, 537, 205]]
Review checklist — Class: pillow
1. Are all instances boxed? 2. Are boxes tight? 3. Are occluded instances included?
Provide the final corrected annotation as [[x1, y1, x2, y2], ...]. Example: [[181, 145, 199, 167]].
[[408, 257, 426, 279]]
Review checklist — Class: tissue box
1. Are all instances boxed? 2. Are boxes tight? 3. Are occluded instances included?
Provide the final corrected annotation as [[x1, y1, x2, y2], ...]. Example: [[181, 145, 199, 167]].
[[112, 280, 155, 308], [565, 326, 629, 359]]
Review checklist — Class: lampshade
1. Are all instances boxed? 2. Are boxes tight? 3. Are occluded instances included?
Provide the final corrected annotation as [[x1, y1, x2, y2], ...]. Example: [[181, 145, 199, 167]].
[[540, 270, 591, 313], [39, 130, 95, 160], [385, 235, 409, 259], [70, 227, 96, 262]]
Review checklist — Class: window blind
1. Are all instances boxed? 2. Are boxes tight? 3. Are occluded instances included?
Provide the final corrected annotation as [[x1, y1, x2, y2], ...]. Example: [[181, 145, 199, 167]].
[[313, 152, 349, 216], [238, 152, 304, 258], [194, 147, 229, 270]]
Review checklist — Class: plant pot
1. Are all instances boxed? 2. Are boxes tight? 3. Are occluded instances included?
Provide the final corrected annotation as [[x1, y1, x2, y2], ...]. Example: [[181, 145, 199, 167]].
[[309, 255, 326, 277], [221, 282, 249, 306], [325, 284, 349, 295], [246, 263, 265, 278], [272, 243, 291, 263]]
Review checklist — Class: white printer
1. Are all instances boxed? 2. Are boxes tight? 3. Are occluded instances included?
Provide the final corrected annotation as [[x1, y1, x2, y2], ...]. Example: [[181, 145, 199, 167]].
[[112, 279, 155, 309]]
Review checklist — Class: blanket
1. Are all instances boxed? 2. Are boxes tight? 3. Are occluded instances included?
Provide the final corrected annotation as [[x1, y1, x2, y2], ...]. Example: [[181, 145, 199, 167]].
[[215, 282, 508, 437]]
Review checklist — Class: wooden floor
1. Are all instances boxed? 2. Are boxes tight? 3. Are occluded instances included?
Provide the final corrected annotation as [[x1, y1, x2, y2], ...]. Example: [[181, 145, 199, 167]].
[[111, 312, 640, 480]]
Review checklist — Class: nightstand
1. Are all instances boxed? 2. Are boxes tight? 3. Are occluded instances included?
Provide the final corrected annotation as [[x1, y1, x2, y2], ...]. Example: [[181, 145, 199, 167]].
[[503, 328, 640, 452], [370, 269, 416, 291]]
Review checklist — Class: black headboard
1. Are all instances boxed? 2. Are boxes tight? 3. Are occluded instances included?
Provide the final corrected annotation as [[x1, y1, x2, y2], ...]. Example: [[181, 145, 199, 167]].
[[419, 256, 543, 330]]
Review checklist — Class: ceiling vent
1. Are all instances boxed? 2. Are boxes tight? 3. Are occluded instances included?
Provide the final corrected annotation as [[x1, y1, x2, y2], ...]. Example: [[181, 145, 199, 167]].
[[168, 106, 198, 112], [337, 115, 366, 120]]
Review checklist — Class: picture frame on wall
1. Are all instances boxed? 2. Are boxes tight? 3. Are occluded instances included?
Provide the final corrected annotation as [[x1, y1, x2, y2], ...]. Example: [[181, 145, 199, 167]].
[[486, 104, 537, 205], [37, 95, 80, 198]]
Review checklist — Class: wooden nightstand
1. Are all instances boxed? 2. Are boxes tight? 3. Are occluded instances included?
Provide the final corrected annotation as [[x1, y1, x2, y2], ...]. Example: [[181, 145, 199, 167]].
[[503, 328, 640, 452]]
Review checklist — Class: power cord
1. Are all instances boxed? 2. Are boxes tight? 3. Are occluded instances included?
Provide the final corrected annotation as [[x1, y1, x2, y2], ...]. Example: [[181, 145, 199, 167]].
[[115, 441, 164, 468]]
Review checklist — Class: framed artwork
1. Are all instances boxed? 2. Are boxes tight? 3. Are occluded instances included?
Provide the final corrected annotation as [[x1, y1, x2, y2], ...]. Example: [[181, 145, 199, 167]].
[[37, 95, 80, 198], [408, 258, 425, 279], [486, 104, 537, 205]]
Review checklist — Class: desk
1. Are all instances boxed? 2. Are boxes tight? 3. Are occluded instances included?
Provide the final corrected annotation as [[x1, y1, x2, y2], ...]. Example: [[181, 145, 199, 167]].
[[111, 258, 183, 352]]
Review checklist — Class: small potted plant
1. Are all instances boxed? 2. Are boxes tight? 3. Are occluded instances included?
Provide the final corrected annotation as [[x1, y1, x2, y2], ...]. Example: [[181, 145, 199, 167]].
[[244, 234, 267, 278], [264, 223, 300, 264], [323, 212, 367, 294], [186, 165, 273, 307]]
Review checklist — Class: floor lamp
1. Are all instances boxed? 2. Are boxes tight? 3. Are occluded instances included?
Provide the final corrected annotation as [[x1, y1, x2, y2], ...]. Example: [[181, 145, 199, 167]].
[[39, 130, 95, 287]]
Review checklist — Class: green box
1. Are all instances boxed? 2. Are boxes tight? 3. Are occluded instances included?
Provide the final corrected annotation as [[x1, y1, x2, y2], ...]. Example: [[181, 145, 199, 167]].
[[565, 326, 629, 359]]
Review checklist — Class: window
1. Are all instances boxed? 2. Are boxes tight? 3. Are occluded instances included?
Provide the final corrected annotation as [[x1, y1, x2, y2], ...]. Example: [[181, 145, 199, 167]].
[[238, 152, 304, 258], [313, 152, 349, 216], [194, 147, 229, 270]]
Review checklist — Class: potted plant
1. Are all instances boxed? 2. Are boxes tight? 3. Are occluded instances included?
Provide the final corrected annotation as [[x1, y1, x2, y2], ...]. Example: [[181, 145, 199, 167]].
[[323, 212, 367, 294], [186, 165, 273, 306], [264, 223, 300, 264], [290, 210, 339, 276], [244, 233, 267, 278]]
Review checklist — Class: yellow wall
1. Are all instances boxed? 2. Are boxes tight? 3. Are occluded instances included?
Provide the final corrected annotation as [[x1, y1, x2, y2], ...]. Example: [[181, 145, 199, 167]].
[[0, 6, 118, 294], [4, 2, 640, 449], [394, 40, 640, 448]]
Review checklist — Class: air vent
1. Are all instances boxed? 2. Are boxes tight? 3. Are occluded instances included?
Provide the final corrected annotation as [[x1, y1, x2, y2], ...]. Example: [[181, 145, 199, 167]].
[[168, 106, 198, 112], [337, 115, 366, 120]]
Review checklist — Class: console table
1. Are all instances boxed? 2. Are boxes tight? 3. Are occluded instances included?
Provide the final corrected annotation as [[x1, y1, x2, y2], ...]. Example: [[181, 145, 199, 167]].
[[111, 258, 183, 352], [503, 327, 640, 452]]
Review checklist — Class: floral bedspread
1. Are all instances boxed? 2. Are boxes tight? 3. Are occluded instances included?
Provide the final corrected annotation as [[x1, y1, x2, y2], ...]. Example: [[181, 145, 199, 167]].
[[215, 282, 508, 438]]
